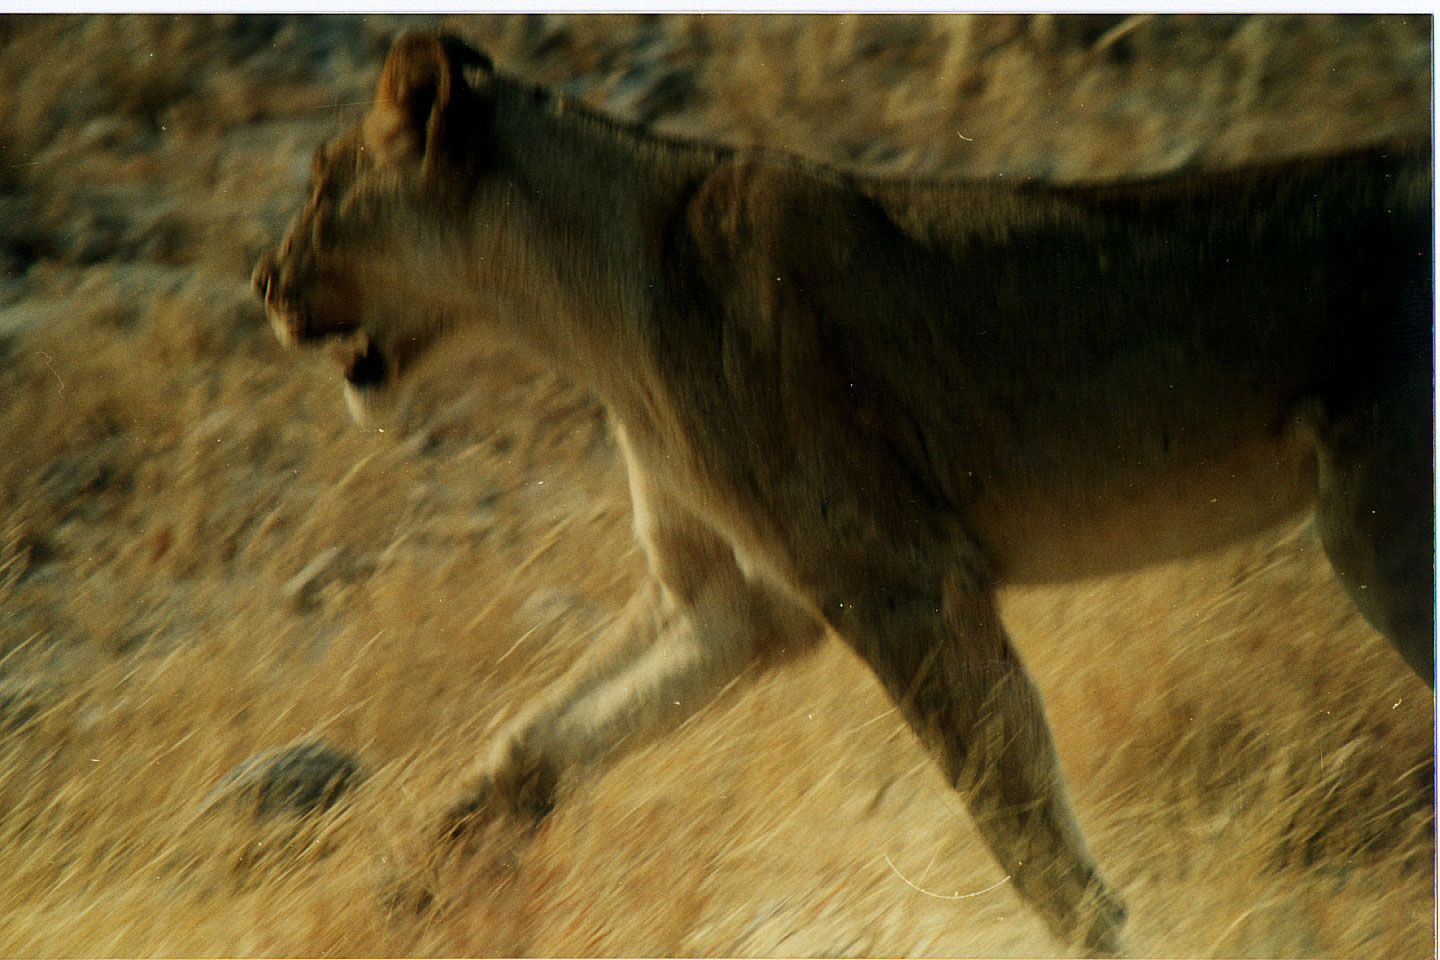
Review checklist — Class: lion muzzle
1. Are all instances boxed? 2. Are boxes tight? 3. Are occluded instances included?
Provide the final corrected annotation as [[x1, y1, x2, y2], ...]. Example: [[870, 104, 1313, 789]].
[[252, 251, 307, 349]]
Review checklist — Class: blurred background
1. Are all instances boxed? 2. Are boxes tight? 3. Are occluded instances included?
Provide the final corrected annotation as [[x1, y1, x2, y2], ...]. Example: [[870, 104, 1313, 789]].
[[0, 14, 1432, 957]]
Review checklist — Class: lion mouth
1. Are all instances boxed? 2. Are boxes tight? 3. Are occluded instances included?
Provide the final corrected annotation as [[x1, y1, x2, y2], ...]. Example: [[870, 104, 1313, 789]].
[[344, 338, 388, 389]]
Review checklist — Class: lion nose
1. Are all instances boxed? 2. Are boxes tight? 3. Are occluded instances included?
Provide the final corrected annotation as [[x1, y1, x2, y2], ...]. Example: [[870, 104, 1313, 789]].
[[251, 252, 277, 305]]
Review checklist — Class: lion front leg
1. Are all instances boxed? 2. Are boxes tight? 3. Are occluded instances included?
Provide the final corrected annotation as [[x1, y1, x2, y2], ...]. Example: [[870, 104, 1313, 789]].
[[828, 563, 1127, 956], [435, 582, 739, 838], [433, 479, 826, 855]]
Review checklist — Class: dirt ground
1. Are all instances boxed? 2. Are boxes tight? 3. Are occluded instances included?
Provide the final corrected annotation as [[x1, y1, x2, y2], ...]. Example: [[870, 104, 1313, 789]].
[[0, 13, 1433, 958]]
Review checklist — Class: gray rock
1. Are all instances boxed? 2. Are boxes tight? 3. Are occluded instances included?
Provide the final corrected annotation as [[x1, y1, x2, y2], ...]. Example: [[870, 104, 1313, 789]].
[[205, 740, 363, 821]]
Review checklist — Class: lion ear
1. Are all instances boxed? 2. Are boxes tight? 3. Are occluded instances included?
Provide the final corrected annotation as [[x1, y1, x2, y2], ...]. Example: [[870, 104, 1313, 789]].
[[368, 32, 491, 171]]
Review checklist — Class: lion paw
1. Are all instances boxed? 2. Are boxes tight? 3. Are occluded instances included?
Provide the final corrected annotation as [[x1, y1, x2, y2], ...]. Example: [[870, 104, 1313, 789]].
[[1076, 883, 1128, 958], [433, 778, 500, 848]]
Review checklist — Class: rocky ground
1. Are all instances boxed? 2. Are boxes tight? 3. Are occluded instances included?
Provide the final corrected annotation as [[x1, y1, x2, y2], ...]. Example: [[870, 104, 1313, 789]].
[[0, 14, 1432, 957]]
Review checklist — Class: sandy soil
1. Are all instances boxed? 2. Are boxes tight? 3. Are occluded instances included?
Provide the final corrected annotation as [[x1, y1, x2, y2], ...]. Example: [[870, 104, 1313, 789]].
[[0, 13, 1432, 958]]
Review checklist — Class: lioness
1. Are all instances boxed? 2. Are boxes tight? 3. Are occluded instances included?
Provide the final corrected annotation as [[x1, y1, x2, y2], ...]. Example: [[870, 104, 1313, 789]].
[[252, 32, 1433, 955]]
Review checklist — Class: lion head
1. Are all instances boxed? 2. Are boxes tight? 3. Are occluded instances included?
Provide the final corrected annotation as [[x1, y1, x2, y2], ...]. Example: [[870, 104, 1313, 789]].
[[252, 33, 494, 424]]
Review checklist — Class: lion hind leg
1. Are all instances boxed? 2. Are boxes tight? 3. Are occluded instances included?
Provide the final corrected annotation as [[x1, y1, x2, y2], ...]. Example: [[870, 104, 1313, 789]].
[[829, 565, 1127, 955], [1314, 368, 1435, 686]]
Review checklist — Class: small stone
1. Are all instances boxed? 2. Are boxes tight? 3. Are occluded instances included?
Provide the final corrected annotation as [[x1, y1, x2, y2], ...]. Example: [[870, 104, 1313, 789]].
[[205, 740, 363, 821]]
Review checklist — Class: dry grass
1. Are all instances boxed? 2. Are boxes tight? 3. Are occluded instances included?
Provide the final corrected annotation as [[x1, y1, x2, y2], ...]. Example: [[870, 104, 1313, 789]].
[[0, 13, 1432, 958]]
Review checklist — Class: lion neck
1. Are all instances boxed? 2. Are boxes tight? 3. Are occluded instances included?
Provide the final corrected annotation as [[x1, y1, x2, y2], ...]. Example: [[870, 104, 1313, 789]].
[[462, 76, 725, 420]]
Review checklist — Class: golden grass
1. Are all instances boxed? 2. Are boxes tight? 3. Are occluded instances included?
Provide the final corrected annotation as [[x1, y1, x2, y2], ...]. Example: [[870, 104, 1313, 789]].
[[0, 13, 1431, 958]]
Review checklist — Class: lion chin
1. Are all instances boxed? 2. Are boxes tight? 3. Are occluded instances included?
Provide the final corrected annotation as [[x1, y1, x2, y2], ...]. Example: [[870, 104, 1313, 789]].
[[341, 337, 395, 428], [343, 381, 385, 428]]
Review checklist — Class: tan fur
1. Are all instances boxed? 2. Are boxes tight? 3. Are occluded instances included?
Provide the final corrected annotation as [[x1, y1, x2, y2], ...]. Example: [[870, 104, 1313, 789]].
[[253, 32, 1434, 954]]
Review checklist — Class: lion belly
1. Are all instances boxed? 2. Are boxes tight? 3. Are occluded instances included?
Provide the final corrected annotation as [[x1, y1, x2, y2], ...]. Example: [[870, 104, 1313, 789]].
[[972, 426, 1319, 584]]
